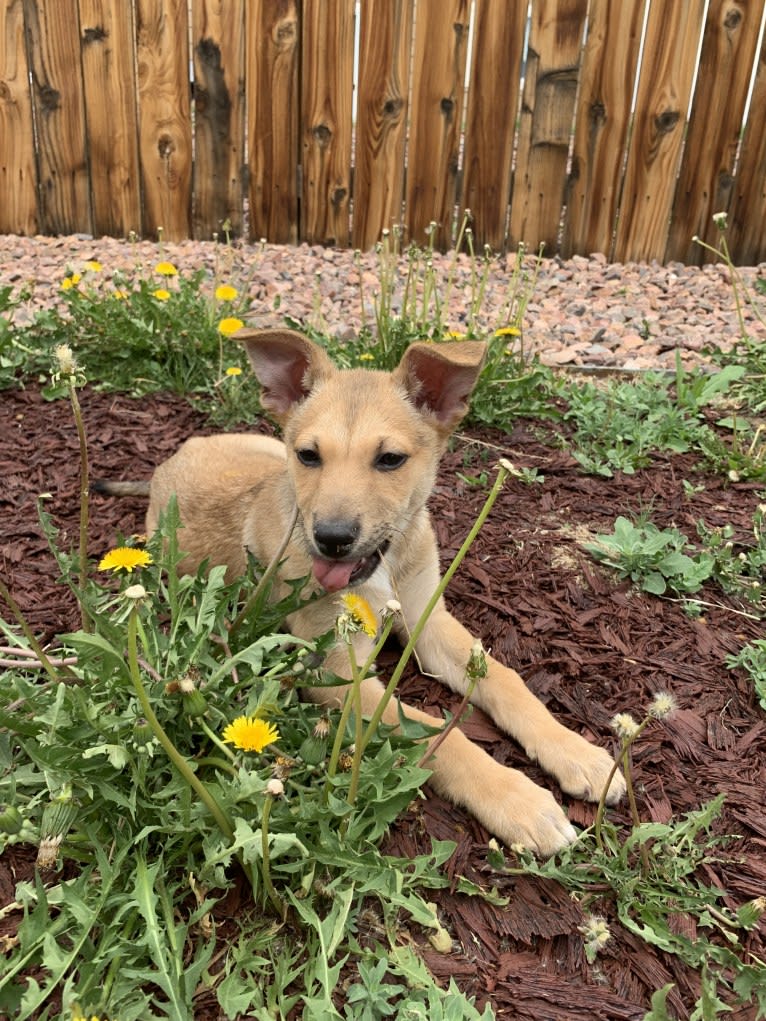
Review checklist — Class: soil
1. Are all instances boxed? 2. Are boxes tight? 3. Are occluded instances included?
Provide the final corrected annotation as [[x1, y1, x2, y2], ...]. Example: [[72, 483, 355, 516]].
[[1, 381, 765, 1020]]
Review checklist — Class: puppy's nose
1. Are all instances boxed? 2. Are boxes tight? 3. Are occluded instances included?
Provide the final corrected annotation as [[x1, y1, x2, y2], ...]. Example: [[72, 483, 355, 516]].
[[313, 519, 360, 558]]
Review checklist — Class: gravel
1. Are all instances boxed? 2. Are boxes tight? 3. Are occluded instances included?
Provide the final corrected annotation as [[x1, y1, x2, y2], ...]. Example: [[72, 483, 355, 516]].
[[2, 233, 765, 370]]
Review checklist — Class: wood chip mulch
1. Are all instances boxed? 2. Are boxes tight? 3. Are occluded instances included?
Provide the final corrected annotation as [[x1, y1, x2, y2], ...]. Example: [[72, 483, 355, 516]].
[[1, 384, 765, 1020]]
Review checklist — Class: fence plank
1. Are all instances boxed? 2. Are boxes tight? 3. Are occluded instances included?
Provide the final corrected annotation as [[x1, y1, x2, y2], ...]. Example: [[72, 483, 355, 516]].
[[561, 0, 644, 259], [613, 0, 707, 263], [247, 0, 300, 244], [301, 0, 355, 246], [23, 0, 90, 235], [406, 0, 471, 249], [191, 0, 245, 240], [666, 0, 763, 265], [78, 0, 142, 238], [725, 28, 766, 265], [0, 0, 37, 234], [352, 0, 413, 250], [460, 0, 527, 253], [509, 0, 588, 256], [135, 0, 192, 241]]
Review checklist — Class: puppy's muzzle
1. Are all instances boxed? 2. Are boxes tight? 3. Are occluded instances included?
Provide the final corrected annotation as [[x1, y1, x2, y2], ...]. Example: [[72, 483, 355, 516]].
[[310, 518, 389, 593]]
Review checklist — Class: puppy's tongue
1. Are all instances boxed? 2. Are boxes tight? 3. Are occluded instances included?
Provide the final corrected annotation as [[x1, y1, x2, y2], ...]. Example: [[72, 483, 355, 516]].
[[312, 557, 359, 593]]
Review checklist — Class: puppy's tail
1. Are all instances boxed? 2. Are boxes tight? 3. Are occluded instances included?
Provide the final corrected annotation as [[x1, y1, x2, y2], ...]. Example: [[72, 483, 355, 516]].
[[91, 479, 151, 498]]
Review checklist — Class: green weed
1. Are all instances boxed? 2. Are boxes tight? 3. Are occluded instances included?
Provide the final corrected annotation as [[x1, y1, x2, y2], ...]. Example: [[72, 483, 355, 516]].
[[726, 639, 766, 712]]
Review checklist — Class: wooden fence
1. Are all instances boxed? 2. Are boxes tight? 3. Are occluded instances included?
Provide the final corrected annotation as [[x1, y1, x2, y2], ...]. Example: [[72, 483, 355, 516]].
[[1, 0, 766, 264]]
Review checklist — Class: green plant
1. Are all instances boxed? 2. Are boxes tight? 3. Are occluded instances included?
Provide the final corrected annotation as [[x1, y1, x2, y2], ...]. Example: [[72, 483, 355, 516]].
[[584, 515, 715, 596], [487, 692, 766, 1018], [726, 639, 766, 711]]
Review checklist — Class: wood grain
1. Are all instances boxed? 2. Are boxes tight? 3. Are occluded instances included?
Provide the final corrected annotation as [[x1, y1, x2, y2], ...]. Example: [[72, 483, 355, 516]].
[[135, 0, 192, 241], [613, 0, 707, 263], [406, 0, 471, 249], [460, 0, 527, 252], [191, 0, 244, 240], [561, 0, 644, 259], [509, 0, 588, 256], [666, 0, 763, 264], [23, 0, 90, 235], [247, 0, 300, 244], [352, 0, 413, 250], [722, 12, 766, 265], [0, 0, 37, 234], [301, 0, 355, 246], [78, 0, 142, 238]]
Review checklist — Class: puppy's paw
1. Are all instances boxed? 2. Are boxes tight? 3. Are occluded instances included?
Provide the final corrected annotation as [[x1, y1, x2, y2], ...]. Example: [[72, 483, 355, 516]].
[[486, 772, 578, 857], [536, 732, 626, 805]]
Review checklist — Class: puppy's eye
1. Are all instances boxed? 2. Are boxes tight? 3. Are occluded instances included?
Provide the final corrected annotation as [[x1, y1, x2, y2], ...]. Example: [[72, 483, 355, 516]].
[[375, 452, 408, 471], [296, 448, 321, 468]]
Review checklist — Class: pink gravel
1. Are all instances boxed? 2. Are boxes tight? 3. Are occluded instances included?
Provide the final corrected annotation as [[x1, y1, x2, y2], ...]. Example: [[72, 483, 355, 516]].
[[1, 233, 764, 371]]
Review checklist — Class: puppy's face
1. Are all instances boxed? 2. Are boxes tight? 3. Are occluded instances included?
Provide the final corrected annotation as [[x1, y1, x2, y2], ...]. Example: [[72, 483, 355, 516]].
[[283, 369, 443, 591], [239, 328, 486, 592]]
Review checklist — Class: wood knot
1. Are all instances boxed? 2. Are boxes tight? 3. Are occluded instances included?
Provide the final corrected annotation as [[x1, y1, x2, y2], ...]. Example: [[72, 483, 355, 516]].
[[440, 97, 455, 118], [312, 123, 332, 146], [196, 37, 222, 69], [275, 18, 297, 46], [590, 100, 606, 125], [158, 134, 176, 158], [82, 25, 108, 44], [383, 97, 403, 118], [654, 109, 680, 134], [724, 7, 742, 30], [38, 82, 60, 113]]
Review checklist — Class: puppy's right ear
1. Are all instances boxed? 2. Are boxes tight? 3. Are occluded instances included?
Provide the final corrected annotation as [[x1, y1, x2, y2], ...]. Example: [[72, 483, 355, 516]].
[[237, 328, 335, 422]]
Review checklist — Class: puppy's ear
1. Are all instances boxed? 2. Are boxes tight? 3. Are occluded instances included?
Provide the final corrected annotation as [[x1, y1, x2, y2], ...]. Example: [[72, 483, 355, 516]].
[[237, 328, 335, 422], [394, 341, 487, 432]]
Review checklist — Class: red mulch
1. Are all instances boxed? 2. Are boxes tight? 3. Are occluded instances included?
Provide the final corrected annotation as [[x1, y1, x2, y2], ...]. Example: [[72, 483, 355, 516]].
[[1, 384, 765, 1020]]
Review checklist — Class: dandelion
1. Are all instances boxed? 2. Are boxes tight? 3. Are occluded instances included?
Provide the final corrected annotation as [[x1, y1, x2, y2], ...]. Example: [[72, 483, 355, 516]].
[[112, 288, 130, 300], [339, 593, 378, 638], [579, 914, 612, 962], [225, 365, 243, 377], [124, 584, 148, 602], [649, 691, 677, 719], [215, 283, 238, 301], [218, 316, 245, 336], [494, 326, 522, 337], [610, 712, 639, 740], [85, 260, 103, 272], [712, 211, 728, 231], [222, 715, 280, 753], [61, 273, 81, 291], [155, 260, 178, 276], [54, 343, 77, 376], [98, 547, 153, 574], [359, 352, 375, 361], [153, 288, 170, 301], [265, 778, 285, 796], [445, 330, 466, 339]]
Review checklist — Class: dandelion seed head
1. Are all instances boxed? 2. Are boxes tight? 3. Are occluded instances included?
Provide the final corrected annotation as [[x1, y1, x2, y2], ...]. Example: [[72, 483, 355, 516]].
[[649, 691, 677, 719], [54, 343, 77, 376], [611, 712, 639, 739]]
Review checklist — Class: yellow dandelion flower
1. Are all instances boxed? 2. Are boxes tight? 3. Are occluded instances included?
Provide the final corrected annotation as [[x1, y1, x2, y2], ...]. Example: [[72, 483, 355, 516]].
[[358, 352, 375, 362], [222, 716, 280, 753], [155, 261, 178, 276], [445, 330, 466, 339], [215, 283, 239, 301], [98, 547, 153, 574], [85, 260, 103, 272], [340, 593, 378, 638], [225, 365, 243, 376], [494, 326, 521, 337], [218, 316, 244, 336], [112, 288, 130, 300], [61, 273, 81, 291], [153, 288, 170, 301]]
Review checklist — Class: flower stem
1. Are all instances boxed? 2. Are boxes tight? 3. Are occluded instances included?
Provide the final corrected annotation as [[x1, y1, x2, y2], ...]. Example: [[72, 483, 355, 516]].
[[126, 607, 234, 842], [261, 793, 286, 918], [0, 576, 69, 683], [66, 378, 91, 632], [361, 460, 511, 748], [229, 507, 298, 641]]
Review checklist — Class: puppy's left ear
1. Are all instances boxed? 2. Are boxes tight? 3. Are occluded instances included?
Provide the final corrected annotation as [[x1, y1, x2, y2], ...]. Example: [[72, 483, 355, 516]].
[[394, 340, 487, 432]]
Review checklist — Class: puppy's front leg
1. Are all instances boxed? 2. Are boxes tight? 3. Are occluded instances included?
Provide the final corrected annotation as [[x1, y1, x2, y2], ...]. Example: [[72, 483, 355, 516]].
[[412, 598, 627, 808], [306, 640, 580, 856]]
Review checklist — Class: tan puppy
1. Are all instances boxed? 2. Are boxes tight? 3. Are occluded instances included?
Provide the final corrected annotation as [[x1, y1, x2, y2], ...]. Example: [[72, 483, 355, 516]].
[[140, 327, 625, 855]]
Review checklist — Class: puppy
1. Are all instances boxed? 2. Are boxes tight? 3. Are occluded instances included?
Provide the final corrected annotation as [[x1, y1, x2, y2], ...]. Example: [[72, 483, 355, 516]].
[[125, 328, 625, 854]]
